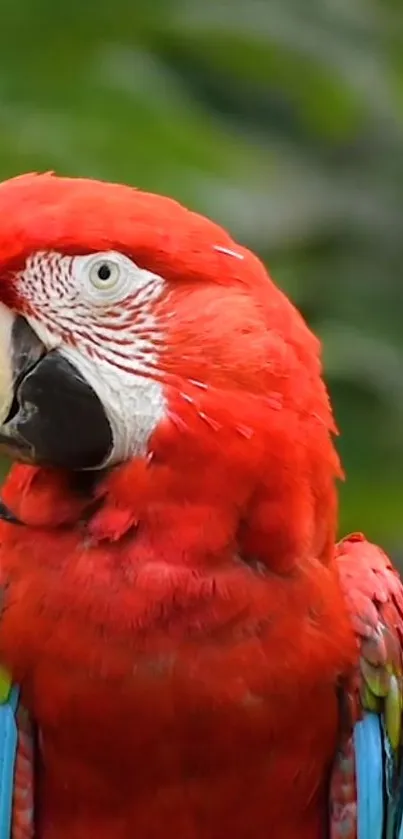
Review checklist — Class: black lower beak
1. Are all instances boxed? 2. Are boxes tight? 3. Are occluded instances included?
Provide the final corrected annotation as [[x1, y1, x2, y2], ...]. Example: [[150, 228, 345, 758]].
[[0, 316, 113, 470]]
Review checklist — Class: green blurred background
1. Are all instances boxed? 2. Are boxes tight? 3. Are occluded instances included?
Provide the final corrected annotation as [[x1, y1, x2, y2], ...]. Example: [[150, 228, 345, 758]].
[[0, 0, 402, 554]]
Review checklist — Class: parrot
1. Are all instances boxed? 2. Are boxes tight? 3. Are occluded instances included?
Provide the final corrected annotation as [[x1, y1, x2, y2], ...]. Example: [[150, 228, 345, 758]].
[[0, 172, 401, 839]]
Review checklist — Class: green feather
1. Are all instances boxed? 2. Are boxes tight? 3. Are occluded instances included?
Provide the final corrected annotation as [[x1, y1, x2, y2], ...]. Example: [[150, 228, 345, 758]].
[[0, 665, 11, 704]]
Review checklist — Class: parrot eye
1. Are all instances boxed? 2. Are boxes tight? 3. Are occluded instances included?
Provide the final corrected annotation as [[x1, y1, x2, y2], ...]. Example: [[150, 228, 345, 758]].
[[88, 257, 121, 292], [79, 250, 161, 306]]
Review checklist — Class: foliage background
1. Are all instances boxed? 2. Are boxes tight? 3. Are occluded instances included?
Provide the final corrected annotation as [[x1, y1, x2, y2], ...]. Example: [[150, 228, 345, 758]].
[[0, 0, 402, 554]]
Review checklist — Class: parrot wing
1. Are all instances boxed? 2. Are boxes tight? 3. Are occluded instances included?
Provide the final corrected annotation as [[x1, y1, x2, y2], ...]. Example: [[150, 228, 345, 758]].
[[331, 532, 403, 839], [0, 672, 34, 839]]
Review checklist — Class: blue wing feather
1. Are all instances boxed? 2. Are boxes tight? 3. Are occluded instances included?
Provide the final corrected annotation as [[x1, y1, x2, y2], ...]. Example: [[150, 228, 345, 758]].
[[0, 685, 19, 839], [354, 713, 384, 839]]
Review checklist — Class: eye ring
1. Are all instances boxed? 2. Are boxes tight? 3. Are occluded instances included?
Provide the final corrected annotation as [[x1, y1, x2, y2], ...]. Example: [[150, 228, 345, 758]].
[[89, 258, 121, 291]]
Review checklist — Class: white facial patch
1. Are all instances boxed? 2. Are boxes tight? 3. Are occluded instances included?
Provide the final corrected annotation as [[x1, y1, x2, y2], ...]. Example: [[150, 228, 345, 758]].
[[0, 303, 15, 424], [17, 250, 167, 465]]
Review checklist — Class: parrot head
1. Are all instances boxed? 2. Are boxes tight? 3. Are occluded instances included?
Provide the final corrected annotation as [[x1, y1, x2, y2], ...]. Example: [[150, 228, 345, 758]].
[[0, 172, 340, 568]]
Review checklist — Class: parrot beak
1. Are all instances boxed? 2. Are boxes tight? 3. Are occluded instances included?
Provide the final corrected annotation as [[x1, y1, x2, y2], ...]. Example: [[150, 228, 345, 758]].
[[0, 309, 113, 469]]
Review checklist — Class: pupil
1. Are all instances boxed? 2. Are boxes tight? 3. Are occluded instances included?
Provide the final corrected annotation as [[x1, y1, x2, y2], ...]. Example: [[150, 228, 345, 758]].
[[97, 263, 111, 281]]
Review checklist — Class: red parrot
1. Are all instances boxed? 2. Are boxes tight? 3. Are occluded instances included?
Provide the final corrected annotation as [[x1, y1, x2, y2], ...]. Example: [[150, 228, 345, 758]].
[[0, 173, 401, 839]]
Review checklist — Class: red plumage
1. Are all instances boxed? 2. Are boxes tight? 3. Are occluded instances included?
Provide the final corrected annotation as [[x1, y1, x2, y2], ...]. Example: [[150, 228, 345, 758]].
[[0, 173, 400, 839]]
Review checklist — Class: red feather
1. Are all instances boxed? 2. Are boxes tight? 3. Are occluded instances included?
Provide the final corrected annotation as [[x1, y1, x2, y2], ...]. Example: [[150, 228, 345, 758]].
[[0, 458, 356, 839]]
